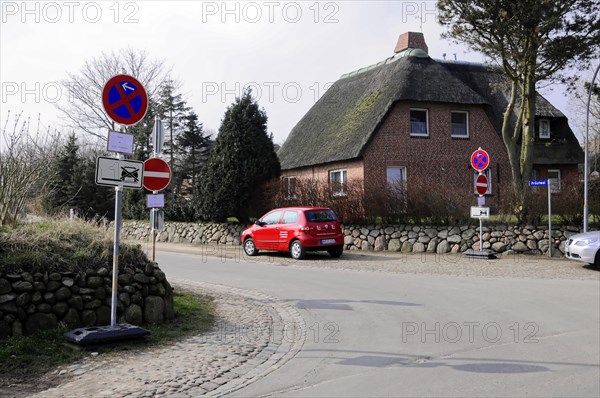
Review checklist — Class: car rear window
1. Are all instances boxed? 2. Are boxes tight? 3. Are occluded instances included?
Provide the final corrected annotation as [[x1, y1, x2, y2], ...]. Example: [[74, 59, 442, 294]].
[[304, 209, 338, 222]]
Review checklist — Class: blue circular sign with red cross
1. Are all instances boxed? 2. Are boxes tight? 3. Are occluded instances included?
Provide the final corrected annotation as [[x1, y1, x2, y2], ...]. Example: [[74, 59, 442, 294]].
[[102, 74, 148, 126], [470, 148, 490, 172]]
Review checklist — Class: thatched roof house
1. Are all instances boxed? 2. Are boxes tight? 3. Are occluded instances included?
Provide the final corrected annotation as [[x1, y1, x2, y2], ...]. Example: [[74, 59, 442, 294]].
[[277, 32, 583, 217]]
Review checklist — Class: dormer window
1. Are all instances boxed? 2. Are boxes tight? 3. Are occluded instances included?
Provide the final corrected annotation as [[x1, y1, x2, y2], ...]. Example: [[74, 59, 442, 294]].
[[539, 119, 550, 139]]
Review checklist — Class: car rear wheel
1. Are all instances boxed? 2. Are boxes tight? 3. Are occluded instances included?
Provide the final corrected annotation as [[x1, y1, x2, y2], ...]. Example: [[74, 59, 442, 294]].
[[594, 250, 600, 269], [290, 240, 305, 260], [327, 245, 343, 258], [244, 238, 258, 256]]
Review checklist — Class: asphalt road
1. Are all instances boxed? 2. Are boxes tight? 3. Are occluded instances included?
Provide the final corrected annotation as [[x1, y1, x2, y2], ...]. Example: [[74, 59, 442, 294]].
[[156, 249, 600, 397]]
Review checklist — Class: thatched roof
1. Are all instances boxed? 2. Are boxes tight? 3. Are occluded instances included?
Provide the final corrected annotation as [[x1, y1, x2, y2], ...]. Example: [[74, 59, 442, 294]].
[[278, 51, 583, 170]]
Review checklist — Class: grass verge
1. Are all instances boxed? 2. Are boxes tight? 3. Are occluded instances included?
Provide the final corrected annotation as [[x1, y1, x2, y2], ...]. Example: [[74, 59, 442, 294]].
[[0, 290, 215, 385]]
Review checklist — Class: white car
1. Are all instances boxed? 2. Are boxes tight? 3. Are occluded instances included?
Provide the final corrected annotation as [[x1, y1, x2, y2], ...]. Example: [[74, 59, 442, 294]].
[[565, 231, 600, 268]]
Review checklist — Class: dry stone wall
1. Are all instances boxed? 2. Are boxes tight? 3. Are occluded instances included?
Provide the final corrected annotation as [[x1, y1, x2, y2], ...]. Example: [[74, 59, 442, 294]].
[[121, 221, 586, 257], [0, 263, 174, 339], [342, 224, 583, 256], [122, 222, 245, 245]]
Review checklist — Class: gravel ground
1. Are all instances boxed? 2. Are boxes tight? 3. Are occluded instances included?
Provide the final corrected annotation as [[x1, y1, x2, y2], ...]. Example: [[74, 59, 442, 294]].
[[150, 242, 599, 281]]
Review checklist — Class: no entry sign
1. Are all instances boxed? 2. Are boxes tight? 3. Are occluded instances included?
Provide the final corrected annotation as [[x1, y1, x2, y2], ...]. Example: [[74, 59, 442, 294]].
[[143, 158, 171, 191], [471, 148, 490, 172], [102, 74, 148, 126], [476, 174, 488, 196]]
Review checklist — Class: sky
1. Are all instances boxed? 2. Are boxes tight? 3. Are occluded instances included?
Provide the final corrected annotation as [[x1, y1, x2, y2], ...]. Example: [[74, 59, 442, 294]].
[[0, 0, 584, 147]]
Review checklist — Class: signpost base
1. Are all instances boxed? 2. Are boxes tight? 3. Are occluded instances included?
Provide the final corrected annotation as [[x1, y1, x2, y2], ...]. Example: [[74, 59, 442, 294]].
[[463, 249, 497, 259], [64, 323, 150, 345]]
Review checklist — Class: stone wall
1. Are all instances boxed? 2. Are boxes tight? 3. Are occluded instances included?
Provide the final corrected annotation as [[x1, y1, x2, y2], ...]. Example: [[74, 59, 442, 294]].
[[0, 263, 174, 339], [122, 221, 245, 245], [121, 221, 585, 257], [342, 224, 583, 256]]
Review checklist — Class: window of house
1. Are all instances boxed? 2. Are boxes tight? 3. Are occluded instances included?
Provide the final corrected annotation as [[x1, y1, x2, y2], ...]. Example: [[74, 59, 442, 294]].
[[386, 166, 407, 187], [329, 169, 347, 197], [548, 169, 561, 193], [410, 108, 429, 137], [261, 210, 282, 225], [387, 166, 407, 210], [451, 111, 469, 138], [539, 119, 551, 139], [282, 176, 296, 199], [473, 169, 492, 195]]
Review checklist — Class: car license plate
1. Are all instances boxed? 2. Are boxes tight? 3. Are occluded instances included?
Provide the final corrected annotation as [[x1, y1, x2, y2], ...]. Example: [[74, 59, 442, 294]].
[[320, 239, 336, 245]]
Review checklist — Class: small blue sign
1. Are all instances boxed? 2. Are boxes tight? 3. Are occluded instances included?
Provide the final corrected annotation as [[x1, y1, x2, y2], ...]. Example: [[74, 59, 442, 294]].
[[529, 180, 548, 187]]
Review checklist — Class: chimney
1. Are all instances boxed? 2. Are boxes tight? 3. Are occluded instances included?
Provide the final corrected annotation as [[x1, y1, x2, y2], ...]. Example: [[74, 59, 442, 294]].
[[394, 32, 428, 54]]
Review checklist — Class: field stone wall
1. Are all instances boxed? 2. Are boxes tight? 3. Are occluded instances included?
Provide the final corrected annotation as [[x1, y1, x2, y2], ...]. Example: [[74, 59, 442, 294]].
[[0, 263, 174, 339], [121, 221, 245, 245], [342, 224, 584, 256], [121, 221, 585, 257]]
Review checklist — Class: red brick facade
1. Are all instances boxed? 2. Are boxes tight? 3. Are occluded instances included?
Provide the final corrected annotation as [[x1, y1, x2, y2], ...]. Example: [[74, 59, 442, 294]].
[[362, 101, 511, 209], [280, 100, 579, 213]]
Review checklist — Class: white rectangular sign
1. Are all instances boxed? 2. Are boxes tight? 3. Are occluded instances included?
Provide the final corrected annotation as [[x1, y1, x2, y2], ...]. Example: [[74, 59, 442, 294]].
[[107, 130, 134, 154], [470, 206, 490, 219], [147, 194, 165, 208], [95, 156, 143, 189]]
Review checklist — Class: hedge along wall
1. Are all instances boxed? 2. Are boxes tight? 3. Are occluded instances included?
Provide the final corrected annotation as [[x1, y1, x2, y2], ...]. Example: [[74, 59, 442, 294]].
[[0, 263, 174, 339], [120, 221, 585, 257]]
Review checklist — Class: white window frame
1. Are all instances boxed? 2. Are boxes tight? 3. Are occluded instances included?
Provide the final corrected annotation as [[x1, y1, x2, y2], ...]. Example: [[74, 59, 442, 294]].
[[539, 119, 551, 139], [473, 169, 492, 195], [329, 169, 348, 197], [548, 169, 561, 193], [410, 108, 429, 137], [282, 176, 297, 200], [451, 111, 469, 138]]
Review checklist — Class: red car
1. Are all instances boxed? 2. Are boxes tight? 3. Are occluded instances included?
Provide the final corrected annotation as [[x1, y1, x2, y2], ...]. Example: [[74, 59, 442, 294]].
[[242, 207, 344, 260]]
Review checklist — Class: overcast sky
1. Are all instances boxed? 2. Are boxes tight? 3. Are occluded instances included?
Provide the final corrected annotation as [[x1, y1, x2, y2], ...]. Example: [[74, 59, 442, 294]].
[[1, 0, 580, 146]]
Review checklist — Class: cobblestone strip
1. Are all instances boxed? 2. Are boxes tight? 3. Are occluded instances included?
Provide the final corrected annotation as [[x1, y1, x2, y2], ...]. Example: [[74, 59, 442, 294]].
[[29, 280, 306, 398]]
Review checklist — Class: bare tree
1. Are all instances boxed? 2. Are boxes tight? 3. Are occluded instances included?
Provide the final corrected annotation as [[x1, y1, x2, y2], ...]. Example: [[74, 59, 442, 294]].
[[57, 48, 171, 140], [0, 111, 60, 227]]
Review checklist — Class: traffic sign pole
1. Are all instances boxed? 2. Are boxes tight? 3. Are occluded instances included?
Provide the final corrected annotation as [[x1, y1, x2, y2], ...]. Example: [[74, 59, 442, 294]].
[[110, 153, 124, 329], [548, 179, 552, 258]]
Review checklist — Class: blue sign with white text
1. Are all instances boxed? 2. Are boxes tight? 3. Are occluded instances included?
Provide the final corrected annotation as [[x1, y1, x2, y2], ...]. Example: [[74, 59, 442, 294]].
[[529, 180, 548, 187]]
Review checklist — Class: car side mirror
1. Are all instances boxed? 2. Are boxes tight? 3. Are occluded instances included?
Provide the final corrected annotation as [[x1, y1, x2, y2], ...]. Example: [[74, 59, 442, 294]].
[[255, 220, 265, 227]]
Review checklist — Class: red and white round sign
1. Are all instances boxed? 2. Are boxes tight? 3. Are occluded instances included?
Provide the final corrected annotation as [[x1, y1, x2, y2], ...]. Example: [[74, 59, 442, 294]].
[[143, 158, 171, 191], [476, 174, 488, 196]]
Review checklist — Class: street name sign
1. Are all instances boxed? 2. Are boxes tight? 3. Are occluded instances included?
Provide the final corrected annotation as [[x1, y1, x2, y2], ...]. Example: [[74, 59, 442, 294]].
[[529, 180, 549, 187], [95, 156, 143, 189]]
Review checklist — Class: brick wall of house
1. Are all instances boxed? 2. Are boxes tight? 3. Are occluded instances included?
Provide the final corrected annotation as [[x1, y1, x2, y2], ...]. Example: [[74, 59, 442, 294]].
[[281, 159, 364, 185], [362, 101, 512, 210]]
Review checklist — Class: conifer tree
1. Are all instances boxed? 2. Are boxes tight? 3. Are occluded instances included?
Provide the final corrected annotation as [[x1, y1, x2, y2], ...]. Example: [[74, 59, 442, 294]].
[[197, 90, 280, 222]]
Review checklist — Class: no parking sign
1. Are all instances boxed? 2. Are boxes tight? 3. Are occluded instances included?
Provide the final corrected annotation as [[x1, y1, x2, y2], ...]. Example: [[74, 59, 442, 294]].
[[102, 74, 148, 125]]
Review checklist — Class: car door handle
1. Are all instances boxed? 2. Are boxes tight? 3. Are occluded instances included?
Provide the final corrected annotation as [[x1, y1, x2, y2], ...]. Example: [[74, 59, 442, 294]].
[[275, 227, 279, 230]]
